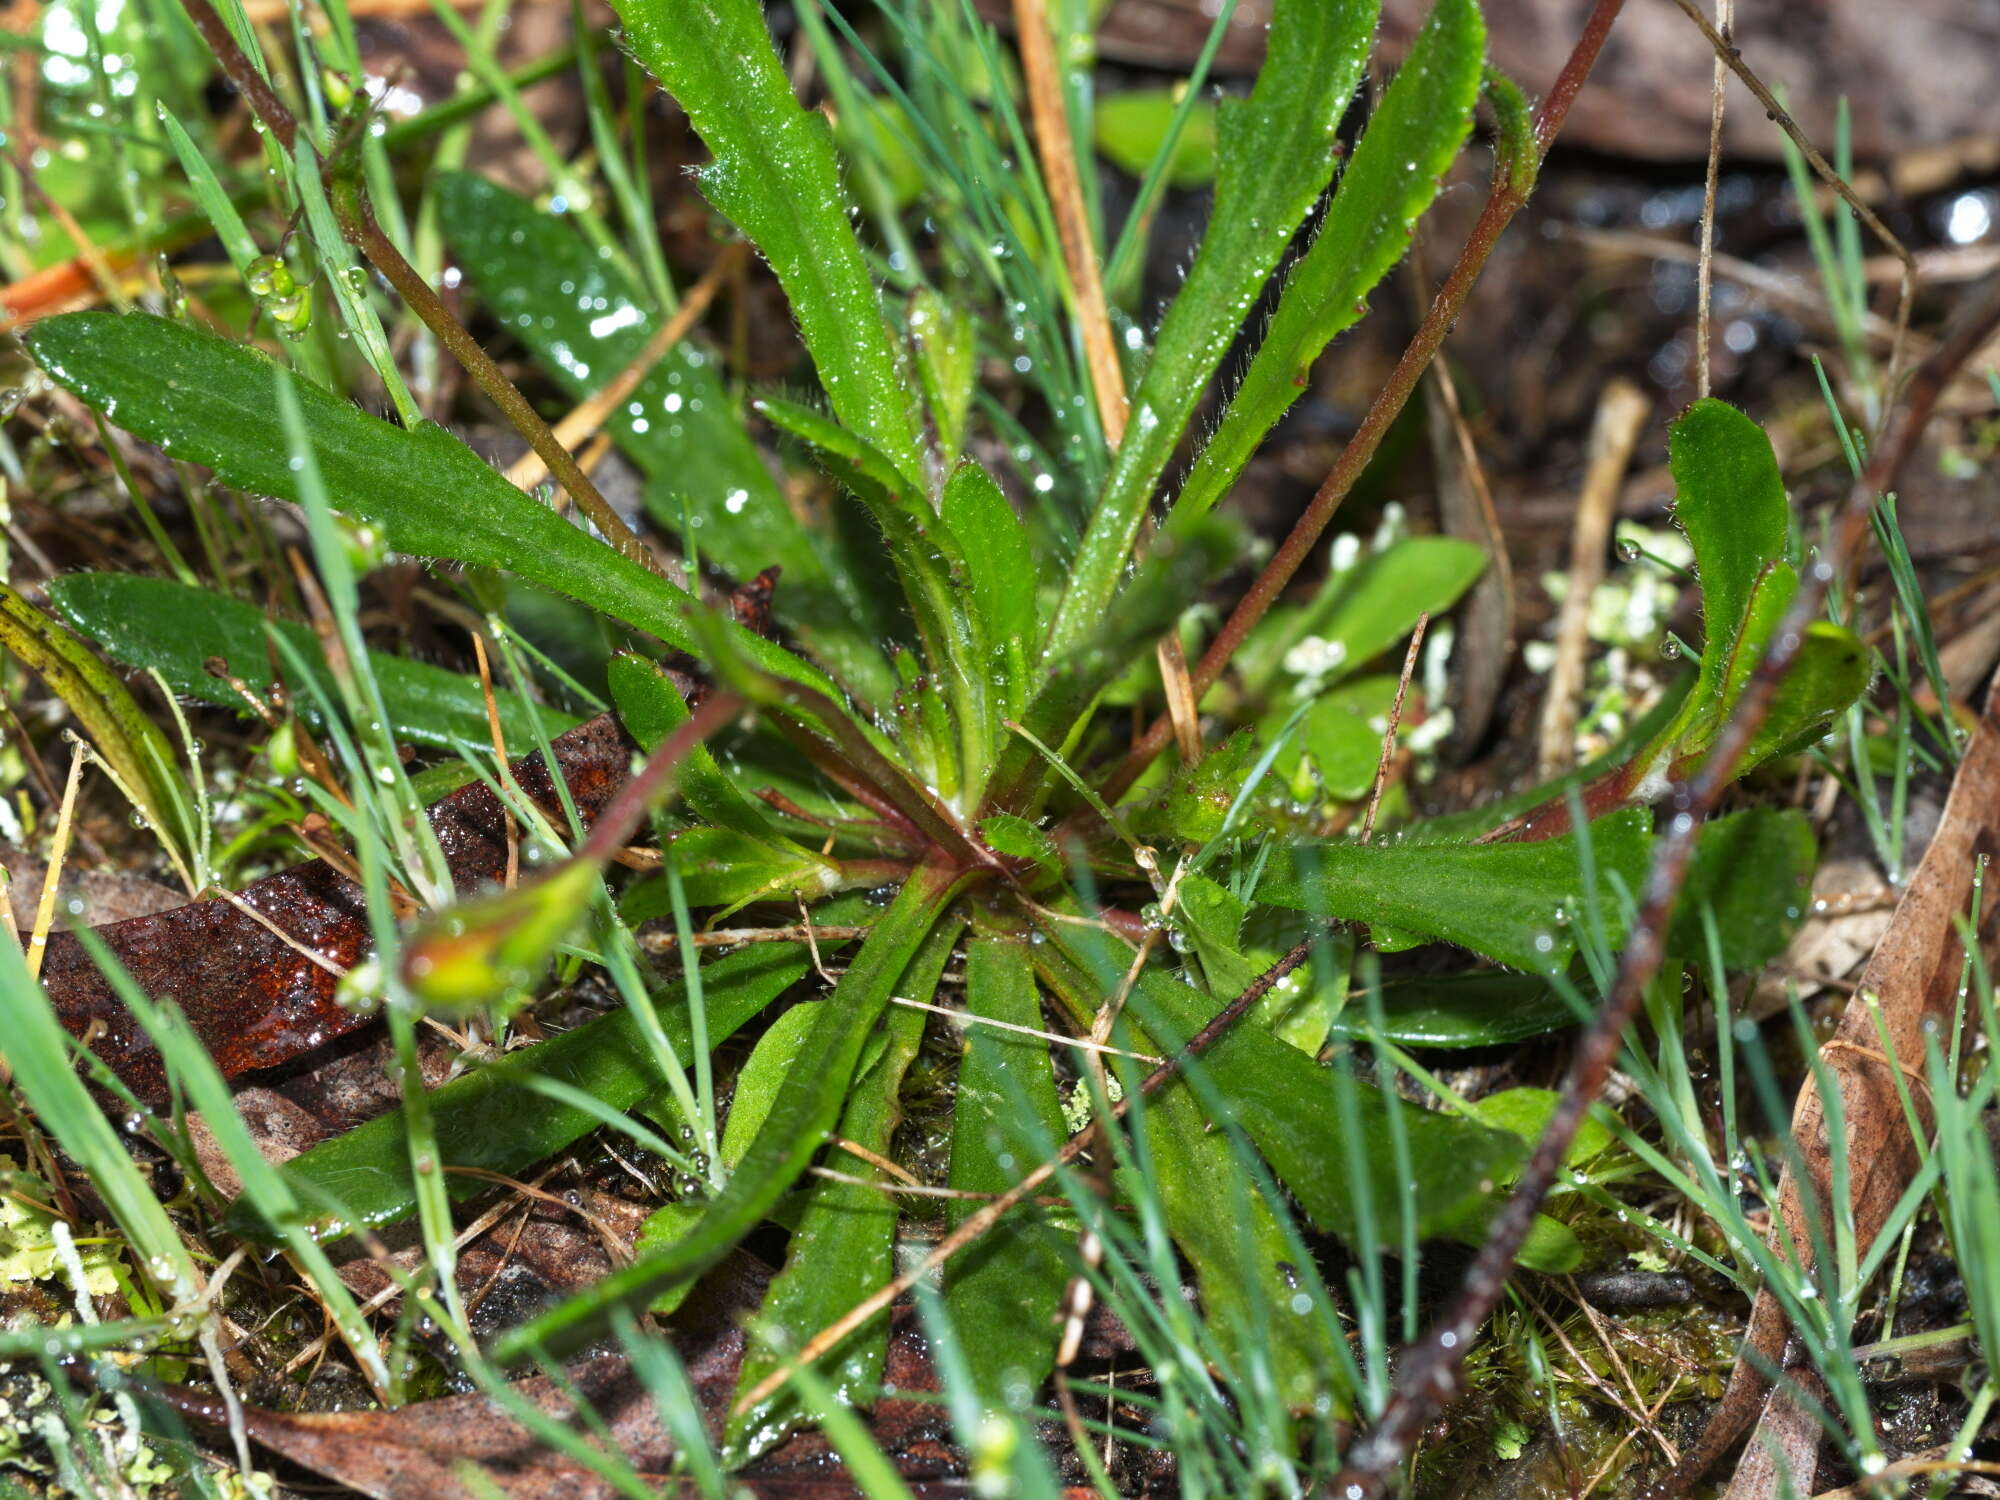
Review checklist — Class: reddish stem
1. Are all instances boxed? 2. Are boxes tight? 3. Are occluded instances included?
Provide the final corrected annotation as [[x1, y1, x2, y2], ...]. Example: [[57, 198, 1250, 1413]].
[[1330, 264, 2000, 1498], [1093, 0, 1630, 809]]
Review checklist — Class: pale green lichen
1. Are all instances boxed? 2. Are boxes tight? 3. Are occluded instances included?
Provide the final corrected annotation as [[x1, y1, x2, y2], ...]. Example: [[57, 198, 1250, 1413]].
[[0, 1156, 119, 1295]]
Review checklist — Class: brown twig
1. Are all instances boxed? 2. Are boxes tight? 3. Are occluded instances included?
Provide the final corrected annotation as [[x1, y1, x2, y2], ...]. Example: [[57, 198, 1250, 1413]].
[[1012, 0, 1126, 447], [1093, 0, 1630, 809], [728, 925, 1320, 1418], [1360, 614, 1427, 844], [1695, 0, 1733, 398], [175, 0, 660, 581], [1665, 0, 1918, 401], [1536, 378, 1650, 775], [1328, 264, 2000, 1500]]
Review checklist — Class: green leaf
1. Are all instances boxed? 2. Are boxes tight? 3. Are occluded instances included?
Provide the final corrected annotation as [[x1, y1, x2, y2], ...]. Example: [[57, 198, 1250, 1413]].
[[1236, 535, 1487, 699], [1137, 1082, 1343, 1412], [1741, 621, 1871, 770], [908, 289, 976, 464], [945, 938, 1071, 1412], [621, 827, 841, 914], [1263, 676, 1401, 802], [718, 1005, 820, 1173], [494, 866, 966, 1361], [606, 651, 778, 840], [978, 812, 1059, 870], [432, 172, 893, 701], [758, 395, 992, 783], [22, 313, 838, 712], [1094, 91, 1219, 187], [1471, 1087, 1616, 1167], [940, 462, 1037, 717], [1669, 398, 1792, 725], [228, 943, 814, 1242], [615, 0, 926, 485], [1171, 0, 1487, 525], [1254, 809, 1654, 974], [995, 516, 1238, 807], [1047, 0, 1381, 660], [1330, 971, 1579, 1047], [730, 918, 956, 1456], [0, 581, 200, 886], [1669, 807, 1816, 970], [1040, 926, 1526, 1247], [50, 572, 580, 752]]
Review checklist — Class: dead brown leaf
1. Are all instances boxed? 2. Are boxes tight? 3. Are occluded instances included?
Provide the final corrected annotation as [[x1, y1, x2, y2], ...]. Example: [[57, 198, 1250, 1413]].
[[1674, 679, 2000, 1497]]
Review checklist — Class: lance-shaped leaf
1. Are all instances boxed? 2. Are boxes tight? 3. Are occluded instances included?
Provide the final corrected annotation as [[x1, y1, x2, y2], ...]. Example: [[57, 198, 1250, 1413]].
[[494, 865, 967, 1361], [615, 0, 926, 486], [989, 514, 1238, 811], [1032, 933, 1347, 1412], [1254, 809, 1653, 974], [606, 651, 775, 840], [433, 172, 894, 701], [1039, 923, 1527, 1251], [20, 313, 840, 714], [944, 938, 1071, 1412], [50, 572, 580, 752], [758, 397, 993, 785], [1171, 0, 1487, 526], [1668, 806, 1816, 970], [939, 462, 1038, 723], [729, 918, 957, 1457], [1232, 534, 1488, 700], [1046, 0, 1381, 660]]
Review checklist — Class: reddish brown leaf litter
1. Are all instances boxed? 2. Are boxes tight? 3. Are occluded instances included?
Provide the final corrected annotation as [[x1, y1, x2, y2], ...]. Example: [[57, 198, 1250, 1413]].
[[146, 1286, 989, 1498], [38, 713, 636, 1105]]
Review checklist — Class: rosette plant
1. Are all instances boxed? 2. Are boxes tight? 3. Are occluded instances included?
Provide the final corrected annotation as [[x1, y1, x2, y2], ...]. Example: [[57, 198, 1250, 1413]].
[[7, 0, 1866, 1472]]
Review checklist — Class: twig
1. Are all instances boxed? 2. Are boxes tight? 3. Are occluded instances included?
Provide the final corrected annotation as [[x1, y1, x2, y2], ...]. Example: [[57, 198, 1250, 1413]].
[[1695, 0, 1733, 398], [887, 991, 1164, 1064], [1536, 378, 1649, 775], [1555, 226, 1911, 350], [1157, 631, 1202, 766], [1665, 0, 1918, 401], [1092, 0, 1631, 809], [175, 0, 662, 581], [1012, 0, 1126, 446], [502, 243, 748, 495], [25, 745, 83, 982], [1360, 613, 1427, 844], [728, 927, 1320, 1419], [1328, 264, 2000, 1500]]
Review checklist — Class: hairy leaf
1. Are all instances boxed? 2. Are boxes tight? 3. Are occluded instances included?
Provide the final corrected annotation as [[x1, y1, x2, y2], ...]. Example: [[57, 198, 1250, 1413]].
[[22, 313, 839, 713], [1047, 0, 1380, 659], [615, 0, 925, 484], [1669, 808, 1815, 970], [1172, 0, 1487, 524], [434, 171, 893, 700], [1235, 535, 1487, 700], [1670, 397, 1793, 730], [227, 943, 813, 1242], [494, 867, 965, 1360], [730, 919, 955, 1456], [51, 572, 580, 752], [945, 938, 1071, 1410], [1255, 809, 1654, 973]]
